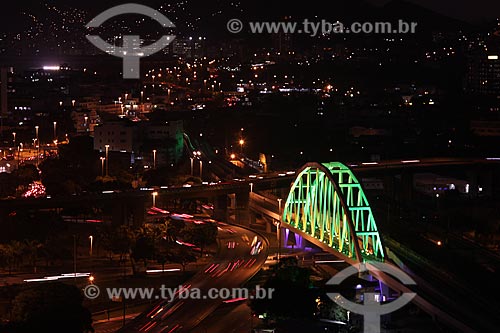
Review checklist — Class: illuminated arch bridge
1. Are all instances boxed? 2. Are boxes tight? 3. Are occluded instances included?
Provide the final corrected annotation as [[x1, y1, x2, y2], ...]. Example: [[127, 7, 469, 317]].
[[282, 162, 385, 262]]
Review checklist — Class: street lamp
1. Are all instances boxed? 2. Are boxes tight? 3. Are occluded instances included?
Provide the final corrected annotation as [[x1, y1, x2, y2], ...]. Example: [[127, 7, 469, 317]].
[[153, 149, 157, 169], [53, 121, 57, 141], [199, 160, 203, 180], [35, 126, 39, 167], [100, 157, 105, 177], [89, 235, 93, 257], [12, 132, 16, 147], [239, 139, 244, 154], [152, 191, 158, 207], [190, 157, 194, 176], [105, 145, 110, 177]]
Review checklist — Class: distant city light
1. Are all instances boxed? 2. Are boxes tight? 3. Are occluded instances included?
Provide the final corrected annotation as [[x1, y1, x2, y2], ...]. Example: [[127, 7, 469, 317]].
[[43, 65, 60, 71], [22, 182, 46, 198]]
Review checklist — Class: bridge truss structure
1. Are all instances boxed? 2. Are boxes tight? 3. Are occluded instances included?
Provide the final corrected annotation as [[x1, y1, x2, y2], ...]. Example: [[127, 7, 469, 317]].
[[282, 162, 385, 262]]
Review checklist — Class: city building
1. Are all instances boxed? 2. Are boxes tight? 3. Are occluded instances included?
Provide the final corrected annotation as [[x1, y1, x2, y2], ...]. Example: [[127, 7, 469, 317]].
[[466, 51, 500, 97], [94, 120, 138, 153], [93, 119, 184, 165], [414, 173, 473, 196], [142, 120, 184, 164], [71, 110, 100, 134], [171, 37, 205, 58]]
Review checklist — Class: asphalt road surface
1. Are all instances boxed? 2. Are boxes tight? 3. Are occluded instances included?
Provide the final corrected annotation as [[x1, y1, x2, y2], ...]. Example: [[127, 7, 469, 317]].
[[117, 222, 269, 333]]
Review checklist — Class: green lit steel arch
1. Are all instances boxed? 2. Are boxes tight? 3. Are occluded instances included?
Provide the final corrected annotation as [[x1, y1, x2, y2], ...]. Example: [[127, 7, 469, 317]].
[[282, 162, 385, 262]]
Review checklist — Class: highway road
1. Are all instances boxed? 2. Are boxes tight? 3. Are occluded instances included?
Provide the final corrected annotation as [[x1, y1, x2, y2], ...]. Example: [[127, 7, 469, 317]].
[[3, 156, 499, 211], [117, 222, 269, 333]]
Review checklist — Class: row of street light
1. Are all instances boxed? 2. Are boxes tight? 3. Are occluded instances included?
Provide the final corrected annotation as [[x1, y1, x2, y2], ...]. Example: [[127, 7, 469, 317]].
[[9, 123, 61, 168], [99, 147, 159, 177], [190, 150, 203, 179]]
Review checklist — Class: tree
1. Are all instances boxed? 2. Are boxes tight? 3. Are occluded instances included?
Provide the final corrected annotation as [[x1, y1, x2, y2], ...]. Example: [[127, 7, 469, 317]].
[[319, 297, 348, 323], [41, 236, 70, 268], [14, 164, 39, 187], [0, 244, 15, 274], [39, 136, 98, 196], [0, 172, 16, 198], [0, 241, 27, 274], [24, 239, 43, 273], [99, 225, 136, 275], [166, 217, 185, 241], [99, 225, 134, 261], [180, 222, 218, 257], [131, 224, 169, 270], [251, 259, 316, 322], [131, 235, 155, 269], [10, 282, 93, 333], [156, 251, 169, 273], [167, 245, 197, 272]]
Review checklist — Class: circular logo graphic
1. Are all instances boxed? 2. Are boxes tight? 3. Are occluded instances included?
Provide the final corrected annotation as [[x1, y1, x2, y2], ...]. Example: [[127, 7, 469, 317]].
[[227, 19, 244, 34], [84, 284, 101, 300]]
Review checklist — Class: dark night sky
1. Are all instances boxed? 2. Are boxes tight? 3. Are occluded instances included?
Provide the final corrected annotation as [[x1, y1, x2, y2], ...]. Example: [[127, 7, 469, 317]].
[[370, 0, 500, 23], [0, 0, 499, 26]]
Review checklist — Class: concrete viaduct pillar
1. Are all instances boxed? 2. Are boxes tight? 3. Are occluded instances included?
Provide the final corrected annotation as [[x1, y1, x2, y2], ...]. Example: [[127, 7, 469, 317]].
[[235, 191, 250, 227], [213, 194, 228, 222]]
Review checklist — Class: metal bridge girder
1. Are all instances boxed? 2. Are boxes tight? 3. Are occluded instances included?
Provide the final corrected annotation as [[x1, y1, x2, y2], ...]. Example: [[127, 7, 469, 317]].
[[282, 162, 385, 262]]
